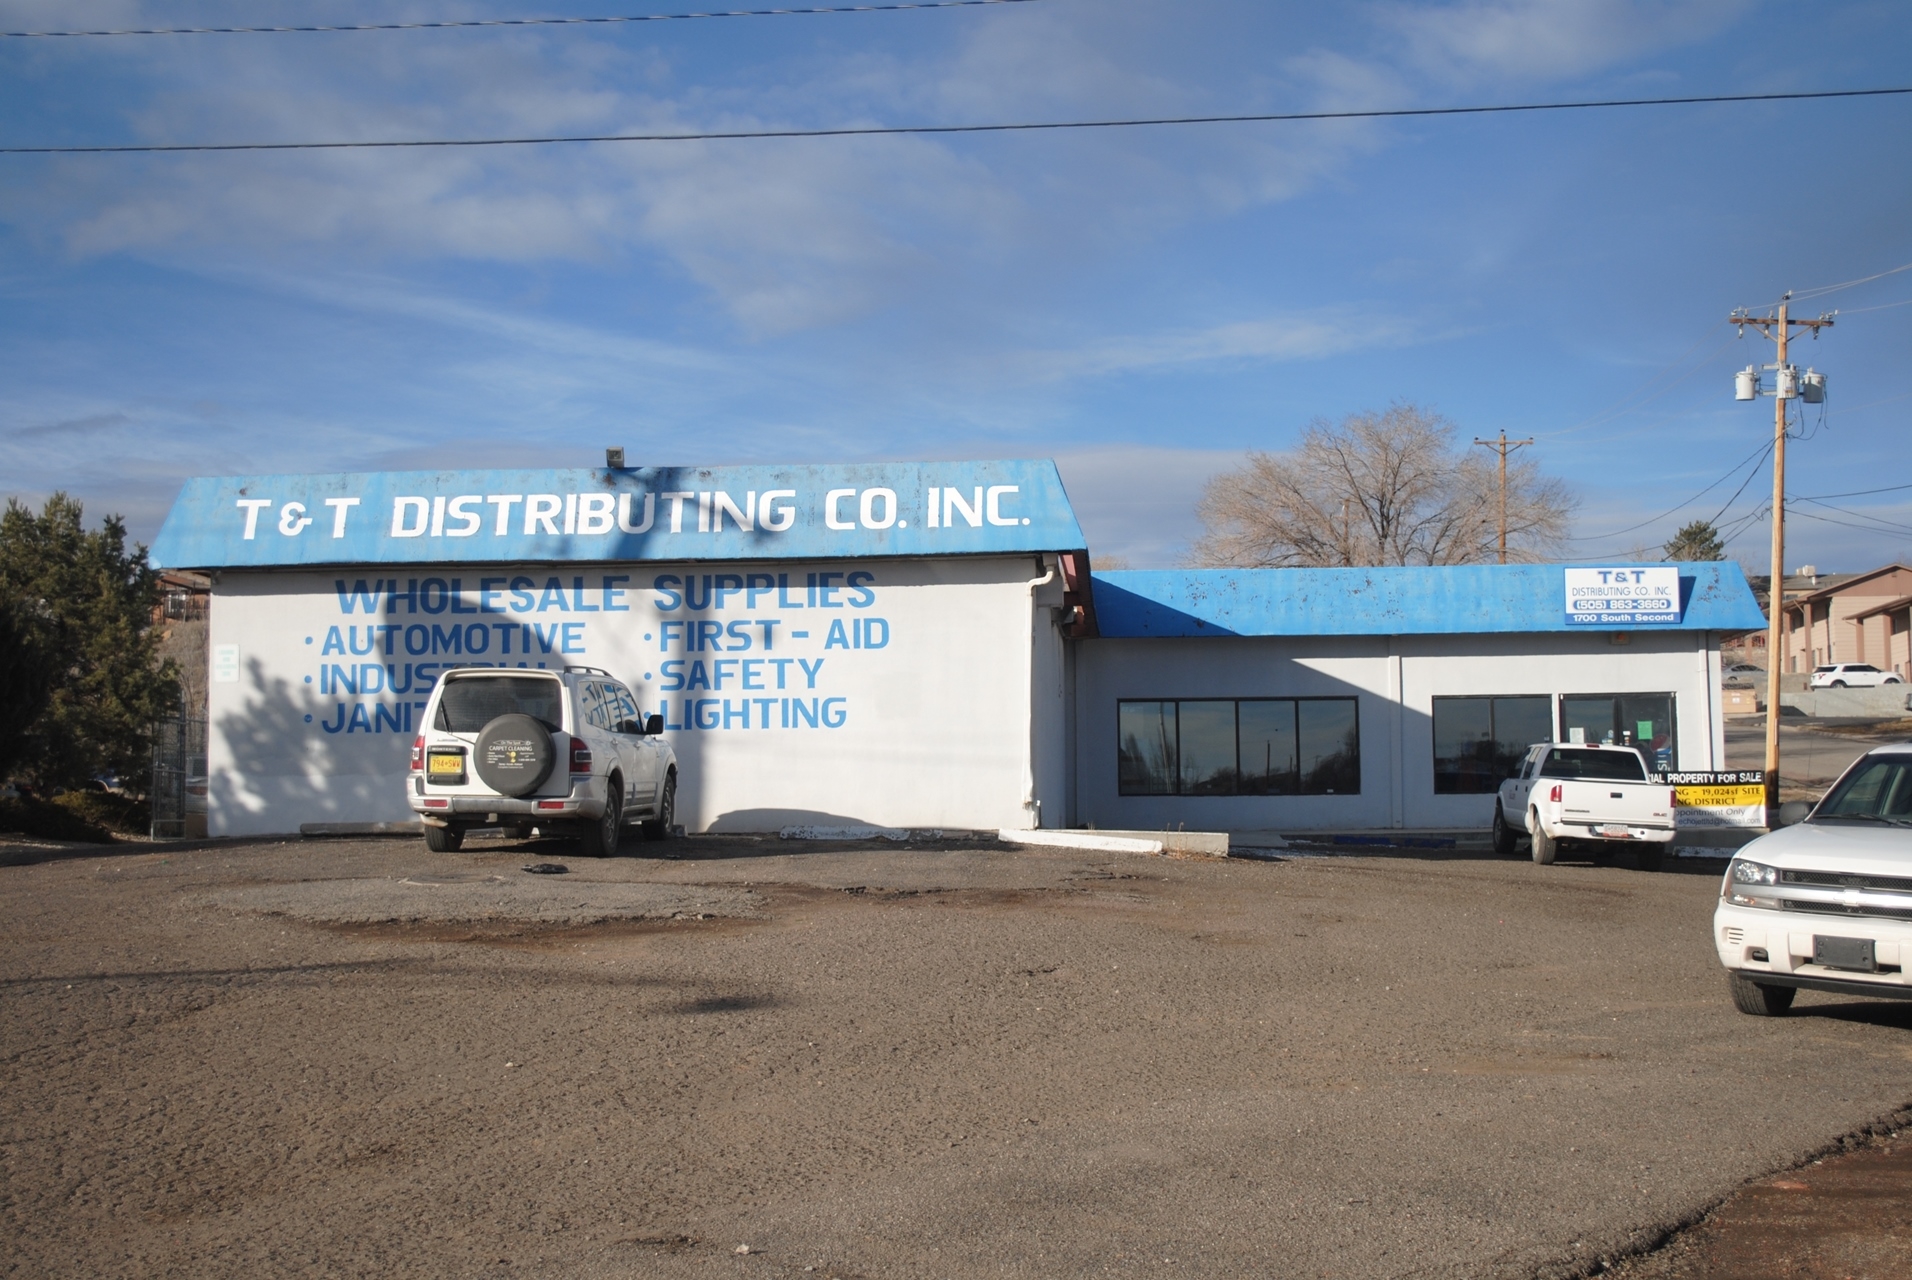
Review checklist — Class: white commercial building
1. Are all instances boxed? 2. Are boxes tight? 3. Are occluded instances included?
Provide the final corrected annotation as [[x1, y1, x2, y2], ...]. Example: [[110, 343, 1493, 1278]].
[[151, 460, 1765, 838]]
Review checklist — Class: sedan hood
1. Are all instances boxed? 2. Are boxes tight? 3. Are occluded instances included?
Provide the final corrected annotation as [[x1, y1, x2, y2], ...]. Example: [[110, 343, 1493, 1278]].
[[1734, 821, 1912, 875]]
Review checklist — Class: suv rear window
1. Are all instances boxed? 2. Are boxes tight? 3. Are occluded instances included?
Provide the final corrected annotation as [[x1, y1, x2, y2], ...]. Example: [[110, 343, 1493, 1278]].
[[435, 676, 564, 732], [1538, 748, 1647, 781]]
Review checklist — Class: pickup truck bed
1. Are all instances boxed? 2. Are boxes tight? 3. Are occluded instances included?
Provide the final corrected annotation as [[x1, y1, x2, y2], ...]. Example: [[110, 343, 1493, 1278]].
[[1495, 743, 1677, 869]]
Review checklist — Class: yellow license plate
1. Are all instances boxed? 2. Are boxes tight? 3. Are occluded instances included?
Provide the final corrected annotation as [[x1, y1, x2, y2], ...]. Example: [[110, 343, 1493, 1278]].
[[427, 751, 465, 777]]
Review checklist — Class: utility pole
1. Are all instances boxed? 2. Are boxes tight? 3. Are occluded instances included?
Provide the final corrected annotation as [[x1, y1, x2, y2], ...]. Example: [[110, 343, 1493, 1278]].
[[1731, 295, 1833, 817], [1473, 432, 1534, 564]]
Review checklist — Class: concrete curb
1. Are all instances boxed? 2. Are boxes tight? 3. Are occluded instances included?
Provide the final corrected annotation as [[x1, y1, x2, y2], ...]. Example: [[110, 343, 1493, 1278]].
[[998, 829, 1164, 855]]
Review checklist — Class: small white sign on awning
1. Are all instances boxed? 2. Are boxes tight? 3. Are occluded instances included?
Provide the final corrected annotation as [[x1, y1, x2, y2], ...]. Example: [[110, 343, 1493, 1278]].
[[1564, 567, 1682, 626]]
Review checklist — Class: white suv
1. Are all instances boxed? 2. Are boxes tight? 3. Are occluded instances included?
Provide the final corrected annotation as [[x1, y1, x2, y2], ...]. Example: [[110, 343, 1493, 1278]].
[[1714, 744, 1912, 1016], [408, 666, 678, 857], [1809, 663, 1903, 689]]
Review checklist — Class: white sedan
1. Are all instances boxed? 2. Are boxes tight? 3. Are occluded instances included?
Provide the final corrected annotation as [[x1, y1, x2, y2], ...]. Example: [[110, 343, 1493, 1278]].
[[1809, 663, 1904, 689], [1721, 663, 1764, 685]]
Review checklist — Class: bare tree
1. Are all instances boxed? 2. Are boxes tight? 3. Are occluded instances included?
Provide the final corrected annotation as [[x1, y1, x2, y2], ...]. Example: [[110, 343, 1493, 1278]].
[[1188, 404, 1573, 568]]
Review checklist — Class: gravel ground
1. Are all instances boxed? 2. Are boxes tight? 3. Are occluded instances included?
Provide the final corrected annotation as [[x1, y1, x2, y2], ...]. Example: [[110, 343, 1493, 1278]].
[[4, 833, 1912, 1279]]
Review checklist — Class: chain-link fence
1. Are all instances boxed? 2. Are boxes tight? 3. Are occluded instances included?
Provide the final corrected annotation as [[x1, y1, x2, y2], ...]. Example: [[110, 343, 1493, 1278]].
[[150, 717, 208, 840]]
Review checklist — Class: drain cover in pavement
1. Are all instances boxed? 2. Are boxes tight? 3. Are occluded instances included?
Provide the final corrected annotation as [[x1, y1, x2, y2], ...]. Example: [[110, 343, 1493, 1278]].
[[521, 862, 570, 875]]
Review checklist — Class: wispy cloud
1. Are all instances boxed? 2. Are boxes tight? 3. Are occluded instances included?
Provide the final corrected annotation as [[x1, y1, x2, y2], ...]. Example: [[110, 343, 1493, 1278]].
[[1023, 309, 1424, 382], [1379, 0, 1755, 84]]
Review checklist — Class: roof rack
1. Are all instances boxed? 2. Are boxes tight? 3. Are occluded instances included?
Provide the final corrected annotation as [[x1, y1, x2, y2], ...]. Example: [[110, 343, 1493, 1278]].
[[563, 665, 613, 677]]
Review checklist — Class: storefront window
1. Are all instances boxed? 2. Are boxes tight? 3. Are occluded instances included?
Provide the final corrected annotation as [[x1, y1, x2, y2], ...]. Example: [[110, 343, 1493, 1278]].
[[1238, 700, 1299, 795], [1178, 700, 1239, 794], [1117, 698, 1359, 796], [1117, 701, 1177, 795], [1559, 693, 1677, 771], [1432, 695, 1553, 794]]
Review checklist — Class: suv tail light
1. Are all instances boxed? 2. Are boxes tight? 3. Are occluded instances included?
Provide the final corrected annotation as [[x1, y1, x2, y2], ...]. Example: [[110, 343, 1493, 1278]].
[[410, 735, 424, 772], [1549, 784, 1562, 803], [570, 739, 592, 774]]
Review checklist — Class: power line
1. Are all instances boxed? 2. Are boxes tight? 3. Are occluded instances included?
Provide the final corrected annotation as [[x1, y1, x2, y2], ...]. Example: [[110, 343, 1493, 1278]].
[[1788, 260, 1912, 302], [1836, 295, 1912, 314], [1565, 436, 1773, 543], [1788, 506, 1912, 538], [1793, 497, 1912, 538], [1700, 437, 1777, 530], [1795, 480, 1912, 501], [0, 0, 1039, 39], [3, 85, 1908, 156]]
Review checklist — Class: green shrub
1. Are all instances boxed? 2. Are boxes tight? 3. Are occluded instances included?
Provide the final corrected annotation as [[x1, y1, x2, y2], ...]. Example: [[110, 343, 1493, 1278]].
[[54, 789, 150, 837], [0, 794, 117, 844]]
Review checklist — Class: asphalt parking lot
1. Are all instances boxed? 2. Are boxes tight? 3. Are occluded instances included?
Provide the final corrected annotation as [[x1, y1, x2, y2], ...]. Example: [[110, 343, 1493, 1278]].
[[5, 834, 1911, 1279]]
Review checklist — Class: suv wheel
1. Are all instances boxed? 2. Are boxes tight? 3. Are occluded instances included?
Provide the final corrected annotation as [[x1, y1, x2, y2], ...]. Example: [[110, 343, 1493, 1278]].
[[424, 823, 464, 853], [1728, 972, 1796, 1017], [579, 779, 622, 858], [1491, 804, 1518, 856], [643, 770, 677, 841], [1830, 679, 1847, 688]]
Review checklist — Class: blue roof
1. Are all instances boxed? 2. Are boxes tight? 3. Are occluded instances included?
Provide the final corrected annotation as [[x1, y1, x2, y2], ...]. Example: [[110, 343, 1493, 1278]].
[[1090, 563, 1767, 637]]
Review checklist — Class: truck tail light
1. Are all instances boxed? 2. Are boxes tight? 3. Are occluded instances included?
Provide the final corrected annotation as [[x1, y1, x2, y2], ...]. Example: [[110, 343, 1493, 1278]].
[[570, 739, 592, 773], [1670, 789, 1680, 807], [1549, 784, 1562, 803], [410, 735, 424, 772]]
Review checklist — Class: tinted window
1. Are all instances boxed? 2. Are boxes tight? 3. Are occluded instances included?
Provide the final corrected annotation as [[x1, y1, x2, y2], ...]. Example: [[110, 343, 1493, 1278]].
[[1178, 701, 1238, 795], [1117, 699, 1359, 796], [1538, 748, 1648, 782], [1815, 756, 1912, 821], [1432, 695, 1552, 794], [1118, 701, 1177, 795], [1238, 700, 1299, 795], [1298, 700, 1360, 795], [436, 676, 564, 732]]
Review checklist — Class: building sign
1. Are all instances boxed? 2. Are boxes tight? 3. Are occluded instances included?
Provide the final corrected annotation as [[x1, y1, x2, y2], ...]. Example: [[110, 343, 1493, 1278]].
[[1655, 770, 1767, 828], [151, 460, 1085, 570], [1563, 567, 1682, 626]]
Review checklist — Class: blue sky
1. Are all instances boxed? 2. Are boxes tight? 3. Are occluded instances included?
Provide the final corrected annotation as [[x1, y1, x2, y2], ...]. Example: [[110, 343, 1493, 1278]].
[[2, 0, 1908, 569]]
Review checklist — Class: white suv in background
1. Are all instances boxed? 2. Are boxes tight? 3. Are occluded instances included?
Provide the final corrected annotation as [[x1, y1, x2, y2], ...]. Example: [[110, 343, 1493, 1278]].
[[408, 666, 677, 857], [1809, 663, 1903, 689]]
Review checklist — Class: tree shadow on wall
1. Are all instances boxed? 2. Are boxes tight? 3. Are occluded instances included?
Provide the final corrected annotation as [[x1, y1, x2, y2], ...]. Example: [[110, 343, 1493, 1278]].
[[212, 657, 413, 834]]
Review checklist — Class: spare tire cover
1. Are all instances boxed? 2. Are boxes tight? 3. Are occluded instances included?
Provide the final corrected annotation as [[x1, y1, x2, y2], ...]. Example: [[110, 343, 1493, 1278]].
[[474, 714, 557, 797]]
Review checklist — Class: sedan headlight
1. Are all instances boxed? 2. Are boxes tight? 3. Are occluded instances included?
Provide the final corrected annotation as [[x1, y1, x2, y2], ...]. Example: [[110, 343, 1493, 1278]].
[[1725, 858, 1781, 908]]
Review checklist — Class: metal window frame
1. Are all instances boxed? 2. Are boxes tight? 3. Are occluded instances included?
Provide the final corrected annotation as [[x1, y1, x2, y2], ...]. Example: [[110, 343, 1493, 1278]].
[[1114, 696, 1361, 798]]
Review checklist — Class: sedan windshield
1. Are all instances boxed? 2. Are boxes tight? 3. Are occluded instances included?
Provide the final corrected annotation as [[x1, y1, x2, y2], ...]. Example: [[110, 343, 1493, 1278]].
[[1538, 749, 1647, 782], [436, 676, 564, 732], [1814, 756, 1912, 824]]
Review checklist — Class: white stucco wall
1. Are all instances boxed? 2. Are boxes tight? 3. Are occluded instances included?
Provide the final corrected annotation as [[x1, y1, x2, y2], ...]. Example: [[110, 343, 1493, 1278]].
[[206, 555, 1064, 836], [1073, 630, 1720, 833]]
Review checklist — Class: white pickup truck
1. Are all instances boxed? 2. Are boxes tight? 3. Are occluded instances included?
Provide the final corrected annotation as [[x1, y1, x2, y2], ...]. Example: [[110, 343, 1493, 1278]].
[[1492, 742, 1678, 870]]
